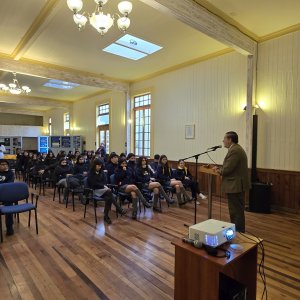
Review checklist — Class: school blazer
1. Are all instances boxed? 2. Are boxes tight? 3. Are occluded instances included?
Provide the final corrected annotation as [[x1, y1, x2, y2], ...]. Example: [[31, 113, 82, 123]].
[[220, 144, 250, 193]]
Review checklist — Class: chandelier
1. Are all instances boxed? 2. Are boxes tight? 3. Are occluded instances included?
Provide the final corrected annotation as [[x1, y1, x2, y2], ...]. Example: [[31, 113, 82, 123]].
[[0, 73, 31, 95], [67, 0, 133, 35]]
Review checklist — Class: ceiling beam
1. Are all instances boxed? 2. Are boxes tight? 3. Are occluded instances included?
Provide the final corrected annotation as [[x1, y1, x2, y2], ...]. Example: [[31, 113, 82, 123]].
[[12, 0, 62, 60], [0, 93, 71, 108], [0, 56, 129, 92], [140, 0, 257, 55]]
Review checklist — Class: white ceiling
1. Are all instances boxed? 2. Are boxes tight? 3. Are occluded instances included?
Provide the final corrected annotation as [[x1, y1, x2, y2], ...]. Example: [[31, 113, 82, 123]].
[[0, 0, 299, 114]]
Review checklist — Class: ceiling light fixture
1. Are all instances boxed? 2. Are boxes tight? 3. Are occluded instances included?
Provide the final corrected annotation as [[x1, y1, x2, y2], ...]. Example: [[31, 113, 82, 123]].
[[0, 73, 31, 95], [67, 0, 133, 36]]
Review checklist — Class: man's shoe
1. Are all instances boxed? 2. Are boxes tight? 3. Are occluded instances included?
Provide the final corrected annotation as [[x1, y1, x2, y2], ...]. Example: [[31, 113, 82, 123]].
[[153, 207, 162, 213], [6, 227, 14, 236], [178, 200, 188, 207], [104, 216, 112, 225]]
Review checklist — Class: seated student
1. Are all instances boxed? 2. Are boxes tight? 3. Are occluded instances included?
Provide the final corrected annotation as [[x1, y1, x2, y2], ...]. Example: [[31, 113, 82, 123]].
[[126, 153, 136, 171], [73, 155, 90, 177], [149, 154, 160, 175], [115, 158, 151, 220], [54, 158, 73, 201], [105, 152, 119, 183], [174, 159, 199, 200], [87, 159, 126, 224], [0, 159, 15, 236], [136, 156, 174, 212], [156, 155, 192, 206], [45, 151, 57, 169]]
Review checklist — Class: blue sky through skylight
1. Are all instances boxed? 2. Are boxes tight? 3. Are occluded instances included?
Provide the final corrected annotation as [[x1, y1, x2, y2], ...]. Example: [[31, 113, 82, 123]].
[[43, 79, 80, 89], [102, 34, 162, 60], [117, 34, 162, 54], [103, 43, 147, 60]]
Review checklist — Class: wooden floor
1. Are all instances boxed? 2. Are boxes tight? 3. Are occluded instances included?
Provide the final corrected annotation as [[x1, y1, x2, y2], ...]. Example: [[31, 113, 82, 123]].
[[0, 187, 299, 300]]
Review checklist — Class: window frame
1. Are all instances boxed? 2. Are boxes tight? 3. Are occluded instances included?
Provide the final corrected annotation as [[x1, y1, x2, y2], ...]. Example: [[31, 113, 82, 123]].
[[133, 93, 151, 157]]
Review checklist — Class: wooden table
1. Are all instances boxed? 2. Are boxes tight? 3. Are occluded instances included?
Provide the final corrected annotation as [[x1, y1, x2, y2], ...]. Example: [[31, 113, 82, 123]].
[[172, 233, 260, 300]]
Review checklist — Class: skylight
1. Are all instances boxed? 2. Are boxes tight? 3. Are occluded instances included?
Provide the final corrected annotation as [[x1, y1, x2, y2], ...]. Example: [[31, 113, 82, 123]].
[[43, 79, 80, 90], [103, 34, 162, 60]]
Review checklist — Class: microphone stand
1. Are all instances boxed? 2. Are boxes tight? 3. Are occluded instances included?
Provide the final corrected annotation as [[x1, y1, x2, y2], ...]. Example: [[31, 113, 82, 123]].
[[182, 149, 216, 226]]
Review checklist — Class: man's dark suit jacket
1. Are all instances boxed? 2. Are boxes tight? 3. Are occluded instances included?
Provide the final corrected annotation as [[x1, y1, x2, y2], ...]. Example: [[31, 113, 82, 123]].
[[220, 143, 250, 193]]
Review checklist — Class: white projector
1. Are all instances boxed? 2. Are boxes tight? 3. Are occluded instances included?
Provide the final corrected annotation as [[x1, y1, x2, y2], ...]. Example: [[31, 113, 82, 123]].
[[189, 219, 236, 247]]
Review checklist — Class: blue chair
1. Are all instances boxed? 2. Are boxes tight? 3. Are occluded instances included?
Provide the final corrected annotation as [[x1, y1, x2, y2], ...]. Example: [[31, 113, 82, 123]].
[[0, 182, 39, 242]]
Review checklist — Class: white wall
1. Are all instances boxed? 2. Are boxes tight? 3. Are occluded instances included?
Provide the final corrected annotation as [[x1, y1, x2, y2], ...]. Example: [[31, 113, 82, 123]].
[[131, 51, 248, 164], [43, 108, 69, 136], [73, 90, 126, 153], [257, 31, 300, 171], [0, 125, 43, 137]]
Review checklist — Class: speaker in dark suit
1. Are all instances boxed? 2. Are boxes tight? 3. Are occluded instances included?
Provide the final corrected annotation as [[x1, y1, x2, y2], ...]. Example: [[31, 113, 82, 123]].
[[214, 132, 249, 232]]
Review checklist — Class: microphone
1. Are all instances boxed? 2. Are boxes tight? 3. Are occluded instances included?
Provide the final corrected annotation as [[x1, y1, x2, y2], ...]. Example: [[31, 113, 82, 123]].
[[207, 145, 222, 151], [182, 237, 202, 249]]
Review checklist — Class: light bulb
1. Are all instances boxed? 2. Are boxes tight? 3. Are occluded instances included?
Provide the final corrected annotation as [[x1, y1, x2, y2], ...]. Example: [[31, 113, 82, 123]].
[[118, 1, 132, 15], [73, 14, 88, 29], [67, 0, 83, 12], [117, 17, 130, 32]]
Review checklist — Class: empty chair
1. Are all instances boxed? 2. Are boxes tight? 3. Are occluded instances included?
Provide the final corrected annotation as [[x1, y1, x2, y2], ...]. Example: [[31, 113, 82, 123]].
[[0, 182, 39, 242]]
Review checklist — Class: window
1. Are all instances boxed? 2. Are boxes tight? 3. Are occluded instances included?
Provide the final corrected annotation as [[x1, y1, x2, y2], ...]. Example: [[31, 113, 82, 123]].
[[97, 104, 110, 153], [64, 113, 70, 136], [48, 117, 52, 136], [134, 94, 151, 156]]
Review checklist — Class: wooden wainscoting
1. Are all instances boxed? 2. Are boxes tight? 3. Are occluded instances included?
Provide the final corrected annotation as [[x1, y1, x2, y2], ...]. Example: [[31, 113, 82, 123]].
[[168, 161, 300, 213]]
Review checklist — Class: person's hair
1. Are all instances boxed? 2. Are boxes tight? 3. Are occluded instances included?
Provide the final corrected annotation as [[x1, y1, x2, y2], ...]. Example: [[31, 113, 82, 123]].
[[58, 157, 67, 165], [137, 156, 148, 169], [118, 157, 127, 167], [226, 131, 239, 144], [0, 159, 9, 166], [159, 155, 170, 174], [76, 155, 85, 164], [119, 153, 126, 159], [178, 159, 184, 165], [90, 158, 104, 172], [108, 152, 118, 163], [154, 154, 160, 160], [126, 152, 135, 160]]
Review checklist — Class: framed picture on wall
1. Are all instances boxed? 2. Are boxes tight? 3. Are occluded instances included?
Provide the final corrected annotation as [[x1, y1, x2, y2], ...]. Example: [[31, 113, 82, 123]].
[[185, 125, 195, 139]]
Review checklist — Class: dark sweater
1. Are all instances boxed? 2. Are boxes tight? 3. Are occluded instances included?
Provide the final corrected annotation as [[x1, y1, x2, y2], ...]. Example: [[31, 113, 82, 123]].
[[173, 167, 192, 181], [54, 164, 73, 181], [105, 162, 118, 182], [87, 170, 107, 189], [0, 170, 15, 184], [156, 164, 173, 183], [115, 167, 135, 186], [135, 166, 152, 183], [74, 163, 90, 175]]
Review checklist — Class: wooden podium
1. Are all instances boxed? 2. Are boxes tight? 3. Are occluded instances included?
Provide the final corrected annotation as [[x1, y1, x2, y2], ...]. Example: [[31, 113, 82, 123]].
[[200, 165, 220, 218], [172, 234, 259, 300]]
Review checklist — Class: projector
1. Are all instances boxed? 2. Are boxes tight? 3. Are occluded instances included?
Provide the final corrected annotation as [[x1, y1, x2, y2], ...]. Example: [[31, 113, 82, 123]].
[[189, 219, 236, 247]]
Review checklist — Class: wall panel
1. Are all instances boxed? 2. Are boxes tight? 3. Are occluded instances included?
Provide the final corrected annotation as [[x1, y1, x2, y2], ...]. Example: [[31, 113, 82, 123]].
[[132, 51, 248, 165], [257, 31, 300, 171]]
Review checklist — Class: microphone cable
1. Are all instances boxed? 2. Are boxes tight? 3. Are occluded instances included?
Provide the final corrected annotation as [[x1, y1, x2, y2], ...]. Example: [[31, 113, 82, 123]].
[[238, 231, 267, 300]]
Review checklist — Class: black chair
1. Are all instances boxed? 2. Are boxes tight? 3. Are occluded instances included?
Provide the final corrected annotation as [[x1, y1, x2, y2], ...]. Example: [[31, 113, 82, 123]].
[[83, 177, 109, 224], [65, 175, 85, 211], [110, 174, 144, 214], [0, 182, 39, 242]]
